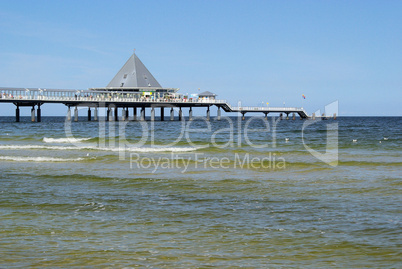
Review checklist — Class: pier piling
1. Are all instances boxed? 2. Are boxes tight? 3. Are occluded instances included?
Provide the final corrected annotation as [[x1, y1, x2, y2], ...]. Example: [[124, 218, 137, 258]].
[[170, 108, 174, 121], [94, 107, 98, 121], [37, 105, 41, 122], [160, 107, 164, 121], [109, 108, 114, 121], [189, 107, 193, 121], [217, 107, 221, 121], [114, 107, 118, 121], [74, 107, 78, 122], [133, 107, 137, 121], [122, 108, 126, 121], [151, 107, 155, 121], [16, 105, 20, 122], [141, 107, 145, 121], [88, 108, 91, 121], [179, 107, 182, 121], [67, 107, 71, 121], [31, 107, 35, 122], [207, 107, 210, 121]]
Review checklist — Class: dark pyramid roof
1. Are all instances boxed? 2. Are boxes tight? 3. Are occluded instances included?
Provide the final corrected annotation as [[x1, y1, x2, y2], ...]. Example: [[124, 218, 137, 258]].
[[107, 53, 161, 88]]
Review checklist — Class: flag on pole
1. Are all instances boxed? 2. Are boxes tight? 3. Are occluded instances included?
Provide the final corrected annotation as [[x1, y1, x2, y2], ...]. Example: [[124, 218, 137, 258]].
[[302, 94, 306, 99]]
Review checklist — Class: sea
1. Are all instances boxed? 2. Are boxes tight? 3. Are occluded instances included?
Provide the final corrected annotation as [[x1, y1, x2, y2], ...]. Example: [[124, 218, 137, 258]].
[[0, 115, 401, 268]]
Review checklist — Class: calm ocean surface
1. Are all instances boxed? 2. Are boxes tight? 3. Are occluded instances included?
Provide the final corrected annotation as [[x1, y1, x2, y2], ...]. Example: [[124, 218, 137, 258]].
[[0, 116, 401, 268]]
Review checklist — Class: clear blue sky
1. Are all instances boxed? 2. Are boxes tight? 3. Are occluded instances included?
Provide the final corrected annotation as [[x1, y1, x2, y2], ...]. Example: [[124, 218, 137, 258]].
[[0, 0, 401, 116]]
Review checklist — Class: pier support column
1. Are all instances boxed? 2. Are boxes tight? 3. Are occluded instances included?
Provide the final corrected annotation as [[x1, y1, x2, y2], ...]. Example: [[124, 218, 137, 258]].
[[107, 107, 114, 121], [292, 113, 295, 120], [217, 107, 221, 121], [37, 105, 41, 122], [264, 112, 268, 120], [114, 107, 118, 121], [31, 107, 35, 122], [88, 107, 91, 121], [74, 107, 78, 122], [16, 105, 20, 122], [189, 107, 193, 121], [241, 112, 245, 121], [151, 107, 155, 121], [170, 108, 174, 121], [94, 107, 98, 121], [178, 107, 182, 121], [122, 107, 126, 121], [286, 113, 289, 120], [125, 108, 129, 121], [160, 107, 164, 121], [67, 106, 71, 121], [133, 107, 137, 121], [206, 107, 210, 121], [141, 107, 145, 121], [106, 107, 111, 121]]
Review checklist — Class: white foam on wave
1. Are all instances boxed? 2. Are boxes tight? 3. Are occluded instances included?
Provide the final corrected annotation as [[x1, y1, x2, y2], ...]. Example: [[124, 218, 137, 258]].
[[0, 156, 85, 162], [0, 145, 82, 150], [43, 137, 92, 143], [88, 146, 199, 153], [114, 146, 198, 153], [0, 144, 199, 153]]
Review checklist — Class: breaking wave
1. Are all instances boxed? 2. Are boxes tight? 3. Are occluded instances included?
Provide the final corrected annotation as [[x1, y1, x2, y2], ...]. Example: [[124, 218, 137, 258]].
[[43, 137, 92, 143], [0, 156, 85, 162], [0, 144, 199, 153]]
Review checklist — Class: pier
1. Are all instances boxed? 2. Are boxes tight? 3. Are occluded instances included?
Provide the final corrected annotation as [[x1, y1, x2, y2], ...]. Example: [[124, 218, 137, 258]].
[[0, 52, 310, 121]]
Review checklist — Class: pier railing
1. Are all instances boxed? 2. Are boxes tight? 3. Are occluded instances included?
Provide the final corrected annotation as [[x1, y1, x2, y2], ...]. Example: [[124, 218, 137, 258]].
[[231, 106, 302, 111]]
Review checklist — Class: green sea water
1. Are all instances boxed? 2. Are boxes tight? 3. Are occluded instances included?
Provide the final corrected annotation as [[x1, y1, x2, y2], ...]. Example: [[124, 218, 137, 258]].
[[0, 116, 401, 268]]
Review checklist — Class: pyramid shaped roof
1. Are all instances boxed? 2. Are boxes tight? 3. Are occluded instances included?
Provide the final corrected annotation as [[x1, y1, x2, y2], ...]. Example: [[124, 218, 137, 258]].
[[107, 53, 161, 88]]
